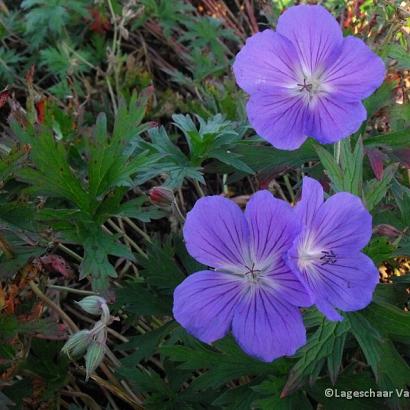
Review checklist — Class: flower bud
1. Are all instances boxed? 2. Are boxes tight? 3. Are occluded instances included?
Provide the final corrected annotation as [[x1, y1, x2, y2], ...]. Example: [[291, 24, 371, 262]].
[[61, 330, 91, 359], [149, 186, 175, 207], [374, 224, 401, 239], [85, 341, 106, 381], [76, 296, 107, 316]]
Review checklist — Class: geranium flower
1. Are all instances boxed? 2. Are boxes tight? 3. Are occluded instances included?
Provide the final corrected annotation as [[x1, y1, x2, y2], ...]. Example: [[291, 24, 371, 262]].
[[286, 177, 379, 321], [173, 191, 311, 362], [233, 5, 385, 150]]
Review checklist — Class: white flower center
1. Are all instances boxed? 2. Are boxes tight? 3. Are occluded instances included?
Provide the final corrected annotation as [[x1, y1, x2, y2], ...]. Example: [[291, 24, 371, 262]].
[[291, 68, 331, 107], [297, 233, 337, 270]]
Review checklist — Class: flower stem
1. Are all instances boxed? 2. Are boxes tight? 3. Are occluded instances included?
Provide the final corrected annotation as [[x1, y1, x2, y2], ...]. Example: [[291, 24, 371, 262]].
[[29, 280, 79, 333], [48, 285, 96, 296], [334, 140, 341, 165]]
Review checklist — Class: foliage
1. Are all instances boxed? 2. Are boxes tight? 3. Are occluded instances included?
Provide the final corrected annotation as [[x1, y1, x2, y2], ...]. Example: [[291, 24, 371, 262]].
[[0, 0, 409, 409]]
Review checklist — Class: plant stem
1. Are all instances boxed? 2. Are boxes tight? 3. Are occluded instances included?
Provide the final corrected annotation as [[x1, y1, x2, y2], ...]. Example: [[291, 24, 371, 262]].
[[29, 280, 79, 333], [123, 217, 152, 243], [105, 220, 148, 259], [283, 175, 295, 203], [58, 243, 83, 262], [334, 140, 341, 165], [193, 179, 205, 197], [48, 285, 96, 296]]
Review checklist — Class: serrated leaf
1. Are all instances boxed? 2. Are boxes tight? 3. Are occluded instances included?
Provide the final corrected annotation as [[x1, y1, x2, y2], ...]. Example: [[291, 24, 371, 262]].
[[364, 164, 397, 211], [282, 317, 351, 397], [314, 144, 344, 192], [115, 280, 172, 316], [348, 311, 410, 408], [161, 336, 283, 391], [359, 301, 410, 343], [80, 229, 135, 291], [365, 128, 410, 149], [340, 138, 363, 195]]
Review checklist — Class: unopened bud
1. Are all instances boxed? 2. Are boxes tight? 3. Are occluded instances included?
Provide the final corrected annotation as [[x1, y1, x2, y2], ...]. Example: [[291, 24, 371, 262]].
[[85, 341, 106, 381], [374, 224, 401, 239], [62, 330, 91, 359], [76, 296, 107, 316], [149, 186, 175, 207]]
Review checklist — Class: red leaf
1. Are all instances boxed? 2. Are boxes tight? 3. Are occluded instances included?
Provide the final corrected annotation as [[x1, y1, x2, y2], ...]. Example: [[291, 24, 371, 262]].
[[35, 99, 46, 124], [89, 8, 111, 34], [0, 88, 10, 108], [393, 148, 410, 168], [40, 255, 74, 278], [366, 148, 385, 180]]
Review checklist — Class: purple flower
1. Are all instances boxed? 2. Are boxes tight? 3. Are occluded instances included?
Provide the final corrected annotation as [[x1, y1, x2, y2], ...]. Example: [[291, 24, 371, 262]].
[[286, 177, 379, 321], [173, 191, 311, 362], [233, 5, 385, 150]]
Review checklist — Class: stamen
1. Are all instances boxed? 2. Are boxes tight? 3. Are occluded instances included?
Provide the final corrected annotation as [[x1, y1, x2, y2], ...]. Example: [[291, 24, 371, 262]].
[[297, 78, 313, 93], [320, 250, 337, 265], [243, 262, 262, 283]]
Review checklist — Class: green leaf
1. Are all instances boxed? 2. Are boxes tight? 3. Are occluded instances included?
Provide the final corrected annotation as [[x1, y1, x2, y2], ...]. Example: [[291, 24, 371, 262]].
[[115, 197, 166, 222], [393, 234, 410, 258], [21, 0, 89, 47], [359, 301, 410, 343], [117, 321, 177, 365], [348, 311, 410, 408], [161, 336, 283, 391], [252, 376, 313, 410], [364, 81, 395, 118], [364, 128, 410, 149], [221, 139, 317, 177], [15, 128, 88, 210], [384, 44, 410, 69], [326, 329, 347, 386], [80, 229, 135, 291], [23, 339, 69, 400], [308, 371, 384, 410], [314, 144, 344, 192], [213, 383, 258, 410], [137, 237, 186, 294], [282, 317, 351, 396], [364, 164, 397, 211], [115, 280, 172, 316], [340, 138, 363, 196], [363, 236, 394, 265]]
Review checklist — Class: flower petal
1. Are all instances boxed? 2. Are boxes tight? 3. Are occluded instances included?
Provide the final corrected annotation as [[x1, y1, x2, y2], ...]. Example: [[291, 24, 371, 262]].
[[276, 5, 343, 75], [324, 36, 385, 101], [173, 270, 244, 343], [312, 192, 372, 251], [263, 262, 312, 307], [246, 88, 308, 150], [233, 30, 300, 94], [306, 96, 367, 143], [232, 287, 306, 362], [183, 196, 249, 270], [290, 252, 379, 321], [244, 190, 298, 268], [294, 176, 324, 227]]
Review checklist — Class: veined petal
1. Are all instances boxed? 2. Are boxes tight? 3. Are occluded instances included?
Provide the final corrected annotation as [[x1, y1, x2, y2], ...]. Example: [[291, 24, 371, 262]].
[[287, 250, 378, 321], [232, 287, 306, 362], [233, 30, 300, 94], [312, 192, 372, 251], [305, 95, 367, 143], [294, 176, 324, 227], [324, 36, 385, 101], [173, 270, 244, 343], [276, 5, 343, 75], [244, 190, 298, 268], [183, 196, 249, 270], [263, 260, 312, 307], [246, 87, 308, 150]]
